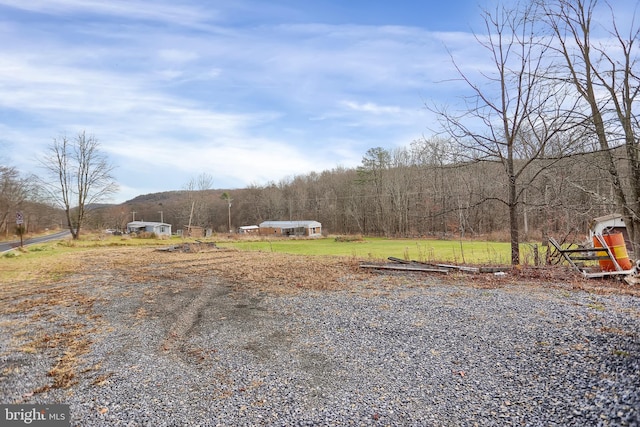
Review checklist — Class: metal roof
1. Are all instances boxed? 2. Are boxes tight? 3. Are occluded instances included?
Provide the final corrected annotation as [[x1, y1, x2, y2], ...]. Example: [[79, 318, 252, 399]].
[[259, 220, 321, 228], [127, 221, 171, 227]]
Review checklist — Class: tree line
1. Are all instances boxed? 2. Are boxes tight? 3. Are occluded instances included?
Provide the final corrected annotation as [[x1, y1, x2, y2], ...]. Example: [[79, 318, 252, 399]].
[[88, 138, 618, 244]]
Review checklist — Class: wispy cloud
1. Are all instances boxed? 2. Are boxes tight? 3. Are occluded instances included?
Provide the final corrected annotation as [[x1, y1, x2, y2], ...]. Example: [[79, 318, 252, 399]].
[[0, 0, 484, 202], [341, 101, 402, 115], [0, 0, 215, 26]]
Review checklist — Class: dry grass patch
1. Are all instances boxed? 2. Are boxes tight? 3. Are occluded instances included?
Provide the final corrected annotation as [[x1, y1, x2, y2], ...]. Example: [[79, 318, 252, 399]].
[[33, 326, 96, 391], [1, 270, 104, 393], [114, 247, 371, 295]]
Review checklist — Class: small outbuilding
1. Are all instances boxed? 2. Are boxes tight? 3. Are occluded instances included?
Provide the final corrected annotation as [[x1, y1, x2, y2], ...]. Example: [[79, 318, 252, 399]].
[[127, 221, 172, 237], [238, 225, 259, 234], [183, 225, 205, 238], [258, 220, 322, 237]]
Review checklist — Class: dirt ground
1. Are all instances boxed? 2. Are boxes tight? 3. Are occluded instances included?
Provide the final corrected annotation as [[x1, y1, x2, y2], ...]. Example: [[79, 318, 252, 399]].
[[1, 244, 639, 399]]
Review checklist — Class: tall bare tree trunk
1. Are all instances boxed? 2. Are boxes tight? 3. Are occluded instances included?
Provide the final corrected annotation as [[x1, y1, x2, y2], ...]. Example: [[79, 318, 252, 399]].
[[545, 0, 640, 253]]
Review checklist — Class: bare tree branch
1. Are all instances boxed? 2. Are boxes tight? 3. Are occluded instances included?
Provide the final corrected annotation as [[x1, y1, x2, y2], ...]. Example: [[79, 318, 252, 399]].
[[40, 131, 118, 239]]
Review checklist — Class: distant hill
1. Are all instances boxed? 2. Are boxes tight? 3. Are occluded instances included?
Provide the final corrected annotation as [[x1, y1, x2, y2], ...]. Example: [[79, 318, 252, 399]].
[[123, 190, 188, 205]]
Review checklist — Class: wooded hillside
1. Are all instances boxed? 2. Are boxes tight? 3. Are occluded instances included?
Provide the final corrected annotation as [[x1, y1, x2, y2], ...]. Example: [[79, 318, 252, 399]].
[[87, 141, 621, 244]]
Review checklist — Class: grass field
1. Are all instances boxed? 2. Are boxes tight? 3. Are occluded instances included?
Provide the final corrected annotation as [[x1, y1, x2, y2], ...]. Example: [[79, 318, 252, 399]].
[[215, 236, 542, 265], [1, 234, 546, 265], [1, 233, 550, 285]]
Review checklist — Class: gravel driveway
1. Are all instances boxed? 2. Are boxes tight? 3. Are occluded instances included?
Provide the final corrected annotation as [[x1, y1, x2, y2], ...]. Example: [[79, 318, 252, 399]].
[[1, 249, 639, 426]]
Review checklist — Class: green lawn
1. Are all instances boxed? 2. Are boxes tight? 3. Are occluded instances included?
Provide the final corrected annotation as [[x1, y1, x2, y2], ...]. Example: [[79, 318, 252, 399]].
[[3, 234, 544, 267], [217, 237, 538, 265]]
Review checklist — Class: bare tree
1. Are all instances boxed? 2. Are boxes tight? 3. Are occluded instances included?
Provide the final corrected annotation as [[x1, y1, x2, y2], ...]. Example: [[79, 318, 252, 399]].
[[543, 0, 640, 252], [431, 2, 576, 264], [0, 166, 29, 236], [357, 147, 393, 235], [40, 131, 118, 239], [183, 172, 215, 227]]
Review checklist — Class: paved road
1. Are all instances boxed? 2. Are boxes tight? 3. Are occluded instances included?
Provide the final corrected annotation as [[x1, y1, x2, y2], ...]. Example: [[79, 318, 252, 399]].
[[0, 230, 71, 253]]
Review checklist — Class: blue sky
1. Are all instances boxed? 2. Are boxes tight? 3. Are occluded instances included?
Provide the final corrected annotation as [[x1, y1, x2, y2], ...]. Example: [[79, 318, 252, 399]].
[[0, 0, 633, 203]]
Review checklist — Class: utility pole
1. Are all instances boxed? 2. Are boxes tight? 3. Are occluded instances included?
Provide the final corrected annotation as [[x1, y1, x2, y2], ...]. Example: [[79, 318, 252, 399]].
[[158, 211, 164, 223], [16, 211, 24, 247], [221, 192, 232, 233], [132, 211, 137, 222], [186, 201, 195, 238]]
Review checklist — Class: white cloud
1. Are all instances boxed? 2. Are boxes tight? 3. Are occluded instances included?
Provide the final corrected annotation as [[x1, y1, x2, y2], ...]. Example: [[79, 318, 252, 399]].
[[0, 2, 488, 202], [0, 0, 216, 26], [341, 101, 402, 114]]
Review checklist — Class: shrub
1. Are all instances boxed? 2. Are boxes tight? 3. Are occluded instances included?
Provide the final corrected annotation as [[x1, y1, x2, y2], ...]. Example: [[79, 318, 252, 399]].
[[334, 235, 364, 243], [136, 232, 158, 239]]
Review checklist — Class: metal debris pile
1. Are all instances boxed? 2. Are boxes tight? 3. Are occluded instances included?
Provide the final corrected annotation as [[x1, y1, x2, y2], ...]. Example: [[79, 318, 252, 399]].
[[156, 241, 219, 253], [359, 257, 511, 275]]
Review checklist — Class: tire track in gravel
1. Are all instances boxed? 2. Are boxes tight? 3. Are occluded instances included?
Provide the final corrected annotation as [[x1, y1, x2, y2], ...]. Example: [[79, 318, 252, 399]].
[[160, 279, 230, 352]]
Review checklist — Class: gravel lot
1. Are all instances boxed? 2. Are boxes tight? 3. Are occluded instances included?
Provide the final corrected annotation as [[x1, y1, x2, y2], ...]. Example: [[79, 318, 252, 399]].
[[1, 248, 639, 426]]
